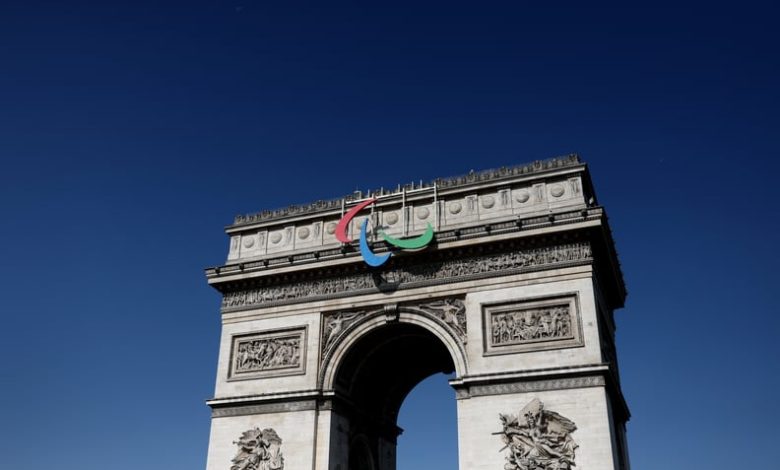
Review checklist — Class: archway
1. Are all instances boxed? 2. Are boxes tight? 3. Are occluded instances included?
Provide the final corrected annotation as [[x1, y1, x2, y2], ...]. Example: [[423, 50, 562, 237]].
[[331, 321, 457, 470], [396, 373, 458, 469], [206, 160, 632, 470]]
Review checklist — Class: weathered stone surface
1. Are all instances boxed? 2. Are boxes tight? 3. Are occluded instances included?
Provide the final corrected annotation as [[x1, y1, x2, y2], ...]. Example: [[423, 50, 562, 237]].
[[497, 398, 578, 470], [228, 328, 307, 380], [231, 155, 581, 227], [230, 427, 284, 470], [204, 158, 631, 470], [220, 242, 593, 311], [483, 294, 584, 355]]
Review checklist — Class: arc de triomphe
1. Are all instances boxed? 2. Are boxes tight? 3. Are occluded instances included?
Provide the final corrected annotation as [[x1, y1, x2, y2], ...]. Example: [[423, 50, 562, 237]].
[[204, 155, 631, 470]]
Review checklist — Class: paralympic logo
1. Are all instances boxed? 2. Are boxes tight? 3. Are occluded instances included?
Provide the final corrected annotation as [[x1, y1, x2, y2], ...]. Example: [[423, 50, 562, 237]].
[[336, 198, 434, 267]]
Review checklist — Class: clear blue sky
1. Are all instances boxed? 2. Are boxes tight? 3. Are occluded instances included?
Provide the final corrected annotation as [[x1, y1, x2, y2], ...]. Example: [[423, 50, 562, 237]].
[[1, 2, 778, 469]]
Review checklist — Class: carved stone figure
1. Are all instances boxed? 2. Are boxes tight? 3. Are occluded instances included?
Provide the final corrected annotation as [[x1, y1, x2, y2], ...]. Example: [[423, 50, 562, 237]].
[[235, 337, 301, 373], [417, 298, 467, 339], [231, 427, 284, 470], [322, 311, 363, 351], [497, 399, 578, 470], [321, 298, 467, 357], [491, 306, 572, 346], [222, 243, 592, 310]]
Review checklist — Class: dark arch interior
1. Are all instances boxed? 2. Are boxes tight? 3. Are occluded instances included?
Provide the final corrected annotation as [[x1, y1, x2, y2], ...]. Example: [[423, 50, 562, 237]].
[[333, 322, 456, 470]]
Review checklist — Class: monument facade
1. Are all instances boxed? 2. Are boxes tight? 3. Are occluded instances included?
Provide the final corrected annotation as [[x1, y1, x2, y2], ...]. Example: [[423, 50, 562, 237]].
[[204, 154, 631, 470]]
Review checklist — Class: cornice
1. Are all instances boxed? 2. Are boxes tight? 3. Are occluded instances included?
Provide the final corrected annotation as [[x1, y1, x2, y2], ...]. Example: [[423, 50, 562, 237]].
[[217, 238, 594, 312], [450, 363, 630, 421], [207, 206, 604, 283]]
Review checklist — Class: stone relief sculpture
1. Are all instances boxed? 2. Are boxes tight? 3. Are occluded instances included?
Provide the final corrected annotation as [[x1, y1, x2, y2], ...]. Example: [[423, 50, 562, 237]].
[[222, 243, 591, 310], [322, 311, 364, 351], [483, 296, 581, 355], [320, 298, 467, 356], [491, 306, 572, 346], [417, 298, 467, 340], [497, 398, 578, 470], [231, 427, 284, 470], [234, 336, 301, 373]]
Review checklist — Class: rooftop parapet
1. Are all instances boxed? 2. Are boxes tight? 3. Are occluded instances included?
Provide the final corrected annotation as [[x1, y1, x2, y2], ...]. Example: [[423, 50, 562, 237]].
[[224, 154, 594, 263], [231, 154, 583, 228]]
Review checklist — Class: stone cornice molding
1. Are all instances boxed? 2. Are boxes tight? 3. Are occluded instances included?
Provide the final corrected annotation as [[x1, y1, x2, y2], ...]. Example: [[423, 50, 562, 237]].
[[218, 156, 597, 268], [211, 400, 317, 418], [450, 363, 630, 420], [208, 206, 603, 280], [207, 389, 322, 407]]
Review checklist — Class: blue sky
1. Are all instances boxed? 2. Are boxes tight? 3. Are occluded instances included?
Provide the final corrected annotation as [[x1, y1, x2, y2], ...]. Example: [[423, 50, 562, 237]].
[[0, 2, 778, 469]]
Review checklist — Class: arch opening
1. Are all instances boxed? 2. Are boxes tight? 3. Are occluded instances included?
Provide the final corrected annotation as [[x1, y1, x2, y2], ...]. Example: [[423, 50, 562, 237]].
[[396, 373, 459, 470], [331, 322, 457, 470]]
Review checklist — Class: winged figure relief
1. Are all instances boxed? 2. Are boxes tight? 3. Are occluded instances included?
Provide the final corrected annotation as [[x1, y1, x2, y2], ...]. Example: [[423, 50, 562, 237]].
[[323, 312, 362, 349], [420, 298, 467, 337], [497, 398, 578, 470], [231, 428, 284, 470]]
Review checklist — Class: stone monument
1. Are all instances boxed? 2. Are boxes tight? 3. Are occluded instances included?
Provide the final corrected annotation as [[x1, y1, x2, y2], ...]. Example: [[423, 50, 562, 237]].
[[204, 154, 631, 470]]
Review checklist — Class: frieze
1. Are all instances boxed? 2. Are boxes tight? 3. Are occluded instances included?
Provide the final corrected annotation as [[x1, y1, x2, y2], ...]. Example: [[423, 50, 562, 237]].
[[460, 376, 606, 398], [229, 328, 307, 380], [483, 295, 583, 356], [222, 242, 592, 311], [491, 306, 572, 345], [212, 400, 317, 418], [497, 398, 578, 470]]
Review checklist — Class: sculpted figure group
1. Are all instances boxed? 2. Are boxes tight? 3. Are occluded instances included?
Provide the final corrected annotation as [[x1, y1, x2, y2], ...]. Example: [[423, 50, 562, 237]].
[[498, 399, 578, 470], [321, 298, 468, 356], [235, 337, 300, 372], [492, 307, 571, 345], [222, 243, 592, 309], [231, 428, 284, 470]]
